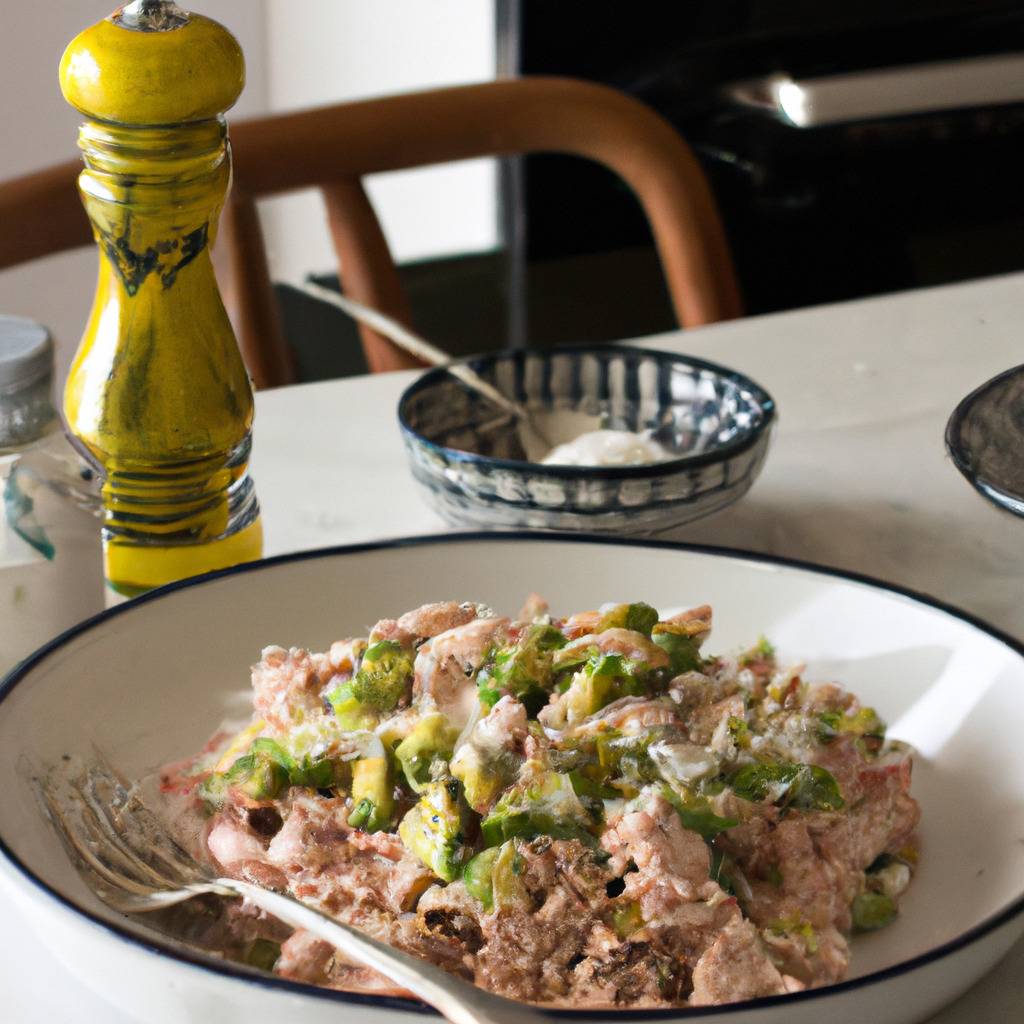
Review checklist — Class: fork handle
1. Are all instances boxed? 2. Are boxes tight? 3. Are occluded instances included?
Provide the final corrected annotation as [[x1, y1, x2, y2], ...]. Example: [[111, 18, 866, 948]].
[[215, 878, 539, 1024]]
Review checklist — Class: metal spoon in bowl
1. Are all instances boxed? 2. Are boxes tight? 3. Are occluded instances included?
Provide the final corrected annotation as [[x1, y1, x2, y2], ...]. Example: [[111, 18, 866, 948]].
[[300, 280, 555, 451]]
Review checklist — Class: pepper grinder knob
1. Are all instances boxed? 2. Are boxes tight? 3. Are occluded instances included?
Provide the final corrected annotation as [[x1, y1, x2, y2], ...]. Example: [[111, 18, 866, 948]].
[[60, 1, 245, 127]]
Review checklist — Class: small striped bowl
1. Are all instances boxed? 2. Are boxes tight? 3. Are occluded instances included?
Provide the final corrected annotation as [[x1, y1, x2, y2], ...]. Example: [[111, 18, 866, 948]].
[[397, 345, 775, 535]]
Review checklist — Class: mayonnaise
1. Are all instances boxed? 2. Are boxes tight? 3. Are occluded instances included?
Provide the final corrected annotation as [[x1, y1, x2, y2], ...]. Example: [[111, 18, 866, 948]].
[[541, 429, 672, 467]]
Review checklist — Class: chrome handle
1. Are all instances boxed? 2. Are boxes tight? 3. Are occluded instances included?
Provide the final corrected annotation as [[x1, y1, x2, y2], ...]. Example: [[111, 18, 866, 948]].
[[725, 53, 1024, 128]]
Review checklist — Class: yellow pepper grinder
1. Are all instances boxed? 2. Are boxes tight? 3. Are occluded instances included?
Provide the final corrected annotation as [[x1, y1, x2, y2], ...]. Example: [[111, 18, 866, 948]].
[[59, 1, 262, 600]]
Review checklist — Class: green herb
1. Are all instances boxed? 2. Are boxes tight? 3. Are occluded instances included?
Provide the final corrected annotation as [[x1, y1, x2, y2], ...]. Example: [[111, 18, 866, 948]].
[[660, 785, 738, 839], [730, 762, 845, 812], [652, 632, 703, 675]]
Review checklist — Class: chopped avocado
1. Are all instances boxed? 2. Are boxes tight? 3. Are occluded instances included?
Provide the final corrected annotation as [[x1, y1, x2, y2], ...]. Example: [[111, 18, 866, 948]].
[[560, 654, 652, 725], [398, 779, 469, 881], [730, 762, 845, 812], [490, 840, 530, 910], [462, 846, 502, 910], [395, 714, 459, 793], [480, 769, 595, 847], [200, 736, 349, 807], [611, 900, 644, 938], [477, 624, 566, 712], [597, 603, 660, 637], [852, 891, 897, 931], [203, 738, 291, 804], [450, 737, 522, 814], [350, 757, 394, 831], [652, 632, 704, 675], [818, 706, 887, 756], [327, 640, 414, 724], [768, 917, 818, 954]]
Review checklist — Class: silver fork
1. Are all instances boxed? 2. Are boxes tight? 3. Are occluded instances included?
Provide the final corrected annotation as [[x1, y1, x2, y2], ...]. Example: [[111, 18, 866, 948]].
[[36, 757, 543, 1024]]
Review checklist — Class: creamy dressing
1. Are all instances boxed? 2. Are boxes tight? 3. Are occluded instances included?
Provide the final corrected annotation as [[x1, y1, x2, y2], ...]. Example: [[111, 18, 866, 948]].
[[518, 410, 673, 467], [541, 429, 672, 467]]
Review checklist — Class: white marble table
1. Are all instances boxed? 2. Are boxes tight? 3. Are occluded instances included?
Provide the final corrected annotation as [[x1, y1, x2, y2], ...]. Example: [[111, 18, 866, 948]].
[[5, 271, 1024, 1021]]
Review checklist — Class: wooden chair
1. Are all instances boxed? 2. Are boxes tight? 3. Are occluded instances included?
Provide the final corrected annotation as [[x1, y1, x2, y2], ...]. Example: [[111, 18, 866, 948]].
[[0, 77, 742, 389]]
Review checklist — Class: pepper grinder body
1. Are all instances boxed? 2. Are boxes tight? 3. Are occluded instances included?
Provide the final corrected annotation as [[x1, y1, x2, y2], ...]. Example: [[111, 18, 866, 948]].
[[59, 3, 262, 599]]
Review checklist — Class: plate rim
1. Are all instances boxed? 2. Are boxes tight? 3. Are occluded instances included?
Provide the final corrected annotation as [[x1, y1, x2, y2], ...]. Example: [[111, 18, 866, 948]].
[[1, 529, 1022, 1019]]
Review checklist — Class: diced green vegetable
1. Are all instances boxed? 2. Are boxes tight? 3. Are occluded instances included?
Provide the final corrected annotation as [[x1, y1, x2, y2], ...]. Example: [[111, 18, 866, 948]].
[[652, 632, 704, 675], [477, 625, 566, 713], [660, 785, 738, 839], [559, 654, 653, 725], [727, 715, 752, 749], [611, 900, 644, 938], [395, 714, 459, 793], [212, 740, 291, 803], [817, 707, 886, 754], [768, 917, 818, 954], [450, 737, 522, 814], [462, 846, 501, 910], [480, 770, 595, 848], [597, 603, 659, 637], [730, 762, 845, 812], [852, 891, 897, 931], [490, 840, 530, 910], [327, 640, 414, 723], [398, 780, 469, 881], [569, 770, 620, 801], [243, 939, 281, 972], [595, 731, 659, 787], [348, 798, 374, 829], [740, 636, 776, 665], [350, 757, 393, 831]]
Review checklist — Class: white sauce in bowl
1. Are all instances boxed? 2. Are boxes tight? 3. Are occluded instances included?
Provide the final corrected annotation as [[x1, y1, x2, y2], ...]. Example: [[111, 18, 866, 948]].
[[541, 429, 672, 467]]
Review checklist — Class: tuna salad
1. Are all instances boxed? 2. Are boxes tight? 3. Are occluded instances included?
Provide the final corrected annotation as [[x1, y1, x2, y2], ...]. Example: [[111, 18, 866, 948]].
[[160, 597, 920, 1008]]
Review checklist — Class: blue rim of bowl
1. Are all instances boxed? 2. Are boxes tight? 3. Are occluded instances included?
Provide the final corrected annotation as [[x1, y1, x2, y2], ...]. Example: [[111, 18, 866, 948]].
[[396, 345, 777, 480], [944, 361, 1024, 517], [0, 531, 1022, 1019]]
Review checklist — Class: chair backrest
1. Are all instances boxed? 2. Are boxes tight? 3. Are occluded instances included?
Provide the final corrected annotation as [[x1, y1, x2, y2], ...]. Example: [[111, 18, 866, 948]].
[[0, 77, 742, 389]]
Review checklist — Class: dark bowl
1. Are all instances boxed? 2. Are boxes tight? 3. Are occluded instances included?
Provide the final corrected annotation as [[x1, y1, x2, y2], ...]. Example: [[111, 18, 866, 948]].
[[946, 362, 1024, 518], [397, 345, 775, 534]]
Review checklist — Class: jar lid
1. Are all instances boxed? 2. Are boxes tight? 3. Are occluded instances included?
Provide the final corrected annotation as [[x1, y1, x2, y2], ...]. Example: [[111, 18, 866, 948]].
[[0, 316, 53, 393]]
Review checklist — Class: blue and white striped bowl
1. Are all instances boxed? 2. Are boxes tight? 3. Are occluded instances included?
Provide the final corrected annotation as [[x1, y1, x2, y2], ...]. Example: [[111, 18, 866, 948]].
[[398, 345, 775, 534]]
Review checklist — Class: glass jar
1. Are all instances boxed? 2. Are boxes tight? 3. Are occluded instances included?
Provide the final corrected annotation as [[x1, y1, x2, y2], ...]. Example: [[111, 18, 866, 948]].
[[0, 316, 104, 673]]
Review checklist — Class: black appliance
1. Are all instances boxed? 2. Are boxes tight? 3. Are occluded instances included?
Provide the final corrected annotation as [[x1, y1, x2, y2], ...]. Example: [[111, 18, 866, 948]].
[[500, 1, 1024, 336]]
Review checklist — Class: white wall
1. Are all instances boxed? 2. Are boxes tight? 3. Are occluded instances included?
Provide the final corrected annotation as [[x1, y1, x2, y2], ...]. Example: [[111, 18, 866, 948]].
[[0, 0, 498, 376], [260, 0, 499, 284]]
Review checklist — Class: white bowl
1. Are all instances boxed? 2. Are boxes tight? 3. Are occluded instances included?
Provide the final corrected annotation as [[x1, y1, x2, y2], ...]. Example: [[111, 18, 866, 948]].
[[0, 534, 1022, 1024]]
